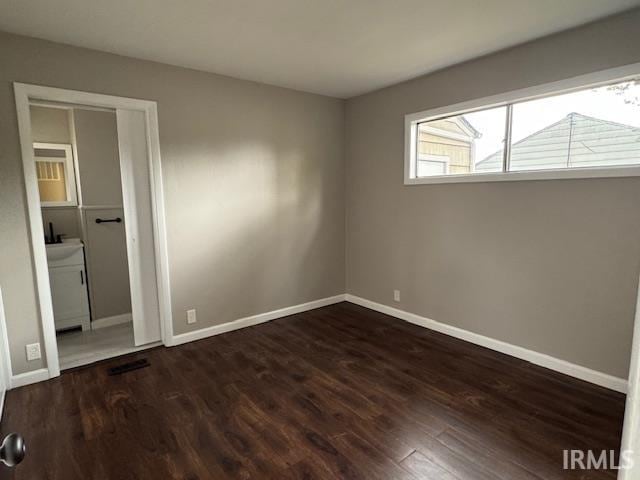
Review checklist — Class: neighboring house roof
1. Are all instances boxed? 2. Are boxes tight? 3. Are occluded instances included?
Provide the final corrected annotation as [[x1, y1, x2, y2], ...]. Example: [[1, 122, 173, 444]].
[[458, 117, 482, 139], [420, 116, 481, 144], [475, 113, 640, 171]]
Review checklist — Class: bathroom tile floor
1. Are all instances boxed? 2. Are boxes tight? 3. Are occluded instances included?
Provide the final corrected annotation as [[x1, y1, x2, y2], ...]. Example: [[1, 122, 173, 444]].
[[57, 322, 159, 370]]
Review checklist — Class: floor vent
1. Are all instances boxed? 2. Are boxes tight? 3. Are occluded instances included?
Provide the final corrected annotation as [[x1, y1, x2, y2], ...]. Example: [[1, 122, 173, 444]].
[[107, 358, 150, 376]]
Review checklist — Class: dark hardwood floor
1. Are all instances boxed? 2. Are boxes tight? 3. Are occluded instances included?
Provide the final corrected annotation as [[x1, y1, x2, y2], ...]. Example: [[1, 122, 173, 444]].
[[0, 302, 626, 479]]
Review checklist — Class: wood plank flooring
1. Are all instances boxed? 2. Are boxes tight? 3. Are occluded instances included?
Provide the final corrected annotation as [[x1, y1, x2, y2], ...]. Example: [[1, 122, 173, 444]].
[[0, 302, 626, 479]]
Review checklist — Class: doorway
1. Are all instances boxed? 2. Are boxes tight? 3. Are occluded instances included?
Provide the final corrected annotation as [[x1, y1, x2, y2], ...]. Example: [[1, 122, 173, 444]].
[[14, 83, 172, 377]]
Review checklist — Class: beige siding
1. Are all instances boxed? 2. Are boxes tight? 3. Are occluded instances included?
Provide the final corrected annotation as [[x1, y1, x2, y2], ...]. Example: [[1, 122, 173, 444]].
[[428, 119, 467, 135], [418, 131, 472, 172]]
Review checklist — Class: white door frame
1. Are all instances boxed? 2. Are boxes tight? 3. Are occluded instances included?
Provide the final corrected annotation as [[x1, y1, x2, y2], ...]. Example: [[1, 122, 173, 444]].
[[13, 83, 173, 379], [619, 275, 640, 479], [0, 288, 12, 419]]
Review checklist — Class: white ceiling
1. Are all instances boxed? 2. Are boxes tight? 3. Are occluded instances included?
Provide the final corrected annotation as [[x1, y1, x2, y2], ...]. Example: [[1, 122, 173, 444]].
[[1, 0, 639, 98]]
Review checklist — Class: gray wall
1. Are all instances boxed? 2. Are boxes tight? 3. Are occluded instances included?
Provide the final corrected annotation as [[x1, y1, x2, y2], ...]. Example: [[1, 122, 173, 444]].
[[345, 10, 640, 379], [73, 109, 123, 206], [40, 208, 81, 240], [29, 105, 70, 143], [0, 31, 345, 374], [83, 208, 131, 320], [3, 10, 638, 379], [74, 109, 131, 321]]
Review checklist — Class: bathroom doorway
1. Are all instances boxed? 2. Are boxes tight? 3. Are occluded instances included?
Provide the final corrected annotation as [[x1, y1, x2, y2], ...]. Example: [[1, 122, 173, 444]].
[[14, 84, 171, 377], [33, 102, 139, 369]]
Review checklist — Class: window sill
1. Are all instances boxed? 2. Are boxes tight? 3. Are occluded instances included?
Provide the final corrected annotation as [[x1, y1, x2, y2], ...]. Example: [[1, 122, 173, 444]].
[[404, 165, 640, 185]]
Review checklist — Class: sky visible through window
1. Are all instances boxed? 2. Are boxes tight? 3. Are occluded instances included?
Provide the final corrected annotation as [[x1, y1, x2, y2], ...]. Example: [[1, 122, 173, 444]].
[[463, 81, 640, 164]]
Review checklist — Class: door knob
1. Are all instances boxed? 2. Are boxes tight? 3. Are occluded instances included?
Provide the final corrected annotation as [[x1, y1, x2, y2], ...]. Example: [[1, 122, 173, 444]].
[[0, 433, 25, 467]]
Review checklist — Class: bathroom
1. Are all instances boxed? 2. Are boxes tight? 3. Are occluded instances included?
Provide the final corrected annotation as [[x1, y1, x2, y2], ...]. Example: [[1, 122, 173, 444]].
[[31, 102, 140, 369]]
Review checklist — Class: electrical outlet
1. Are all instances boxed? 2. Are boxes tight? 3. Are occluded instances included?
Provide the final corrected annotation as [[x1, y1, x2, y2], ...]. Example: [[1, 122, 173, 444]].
[[187, 309, 197, 324], [26, 342, 41, 361], [393, 290, 401, 302]]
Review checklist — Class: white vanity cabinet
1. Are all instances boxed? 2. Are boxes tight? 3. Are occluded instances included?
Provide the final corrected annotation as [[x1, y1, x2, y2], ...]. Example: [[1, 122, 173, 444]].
[[46, 242, 91, 332]]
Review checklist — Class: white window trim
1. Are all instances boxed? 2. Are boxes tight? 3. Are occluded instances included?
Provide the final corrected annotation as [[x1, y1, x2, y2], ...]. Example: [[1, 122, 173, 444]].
[[33, 142, 78, 207], [404, 62, 640, 185]]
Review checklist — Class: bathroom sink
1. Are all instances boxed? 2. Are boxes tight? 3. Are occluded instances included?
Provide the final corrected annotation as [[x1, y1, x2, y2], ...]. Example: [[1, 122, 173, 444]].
[[45, 238, 83, 263]]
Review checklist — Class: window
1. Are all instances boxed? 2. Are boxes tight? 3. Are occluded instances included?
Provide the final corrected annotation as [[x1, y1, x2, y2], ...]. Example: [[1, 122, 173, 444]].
[[34, 142, 78, 207], [405, 68, 640, 184]]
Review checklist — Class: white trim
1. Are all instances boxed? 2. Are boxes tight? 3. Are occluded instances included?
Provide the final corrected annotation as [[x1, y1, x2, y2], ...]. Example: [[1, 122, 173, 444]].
[[14, 83, 61, 378], [13, 82, 173, 381], [41, 205, 77, 210], [618, 273, 640, 479], [33, 142, 78, 207], [144, 102, 174, 347], [405, 165, 640, 185], [0, 288, 13, 391], [79, 204, 123, 210], [345, 294, 628, 393], [404, 62, 640, 185], [116, 109, 163, 346], [171, 295, 346, 346], [0, 288, 12, 415], [68, 108, 82, 205], [19, 83, 158, 111], [91, 313, 132, 330], [10, 369, 50, 390], [29, 99, 114, 113]]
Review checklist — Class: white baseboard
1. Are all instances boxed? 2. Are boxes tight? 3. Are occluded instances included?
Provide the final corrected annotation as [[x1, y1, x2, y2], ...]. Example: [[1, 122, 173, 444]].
[[7, 294, 627, 394], [10, 368, 50, 390], [171, 294, 347, 346], [91, 313, 133, 330], [345, 294, 628, 394]]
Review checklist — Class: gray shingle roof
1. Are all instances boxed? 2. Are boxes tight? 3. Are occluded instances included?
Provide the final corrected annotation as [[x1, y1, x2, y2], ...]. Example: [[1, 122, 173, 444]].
[[475, 113, 640, 171]]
